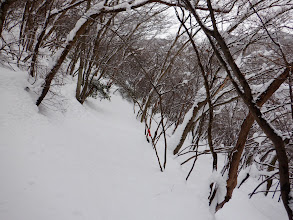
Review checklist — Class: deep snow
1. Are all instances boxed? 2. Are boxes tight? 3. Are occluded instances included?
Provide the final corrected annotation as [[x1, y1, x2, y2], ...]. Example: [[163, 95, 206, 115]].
[[0, 68, 287, 219]]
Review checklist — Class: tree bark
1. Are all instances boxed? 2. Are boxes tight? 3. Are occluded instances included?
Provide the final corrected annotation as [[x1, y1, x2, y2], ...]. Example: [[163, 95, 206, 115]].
[[216, 67, 291, 211], [173, 99, 207, 155], [76, 57, 84, 102], [36, 15, 96, 106]]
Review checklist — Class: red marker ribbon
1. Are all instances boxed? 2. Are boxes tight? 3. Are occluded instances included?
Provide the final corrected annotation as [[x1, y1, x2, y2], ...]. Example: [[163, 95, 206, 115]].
[[147, 129, 152, 137]]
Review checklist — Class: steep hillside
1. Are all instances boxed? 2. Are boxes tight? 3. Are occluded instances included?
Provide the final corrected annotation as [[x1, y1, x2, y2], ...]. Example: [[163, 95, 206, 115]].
[[0, 68, 287, 220]]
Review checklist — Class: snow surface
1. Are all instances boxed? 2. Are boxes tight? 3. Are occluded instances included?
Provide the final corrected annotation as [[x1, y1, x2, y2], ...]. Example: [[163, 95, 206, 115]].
[[0, 68, 288, 219]]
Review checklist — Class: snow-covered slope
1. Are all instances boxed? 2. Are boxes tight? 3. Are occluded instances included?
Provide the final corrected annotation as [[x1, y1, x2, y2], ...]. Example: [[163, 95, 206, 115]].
[[0, 68, 287, 220]]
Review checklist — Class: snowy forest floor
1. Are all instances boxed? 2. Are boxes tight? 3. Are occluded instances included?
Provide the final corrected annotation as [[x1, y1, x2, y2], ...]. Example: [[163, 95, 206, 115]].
[[0, 67, 288, 220]]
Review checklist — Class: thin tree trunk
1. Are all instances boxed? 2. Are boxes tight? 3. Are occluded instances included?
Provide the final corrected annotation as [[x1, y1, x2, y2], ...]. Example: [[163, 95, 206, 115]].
[[76, 57, 84, 102], [265, 155, 278, 196], [158, 94, 168, 169], [177, 14, 217, 170], [173, 77, 228, 155], [173, 99, 207, 155], [29, 1, 52, 77], [0, 0, 17, 36]]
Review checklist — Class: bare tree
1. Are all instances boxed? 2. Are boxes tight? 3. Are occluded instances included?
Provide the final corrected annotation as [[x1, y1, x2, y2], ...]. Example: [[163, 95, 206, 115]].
[[175, 0, 293, 218]]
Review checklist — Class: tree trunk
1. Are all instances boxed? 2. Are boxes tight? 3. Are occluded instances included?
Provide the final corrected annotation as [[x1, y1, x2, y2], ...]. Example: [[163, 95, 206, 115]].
[[173, 99, 207, 155], [29, 1, 52, 77], [216, 67, 290, 211], [0, 0, 17, 36], [36, 15, 97, 106], [76, 57, 84, 102]]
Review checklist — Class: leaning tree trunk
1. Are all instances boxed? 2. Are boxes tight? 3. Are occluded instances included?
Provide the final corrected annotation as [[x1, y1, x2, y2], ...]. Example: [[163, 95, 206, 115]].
[[29, 1, 52, 77], [36, 14, 97, 106], [35, 0, 152, 106], [211, 18, 292, 220], [183, 0, 293, 217], [211, 26, 292, 220], [172, 77, 228, 155], [216, 66, 291, 211]]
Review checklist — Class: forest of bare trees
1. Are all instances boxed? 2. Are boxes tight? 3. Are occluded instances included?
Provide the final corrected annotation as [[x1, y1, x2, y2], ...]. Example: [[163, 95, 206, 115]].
[[0, 0, 292, 219]]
